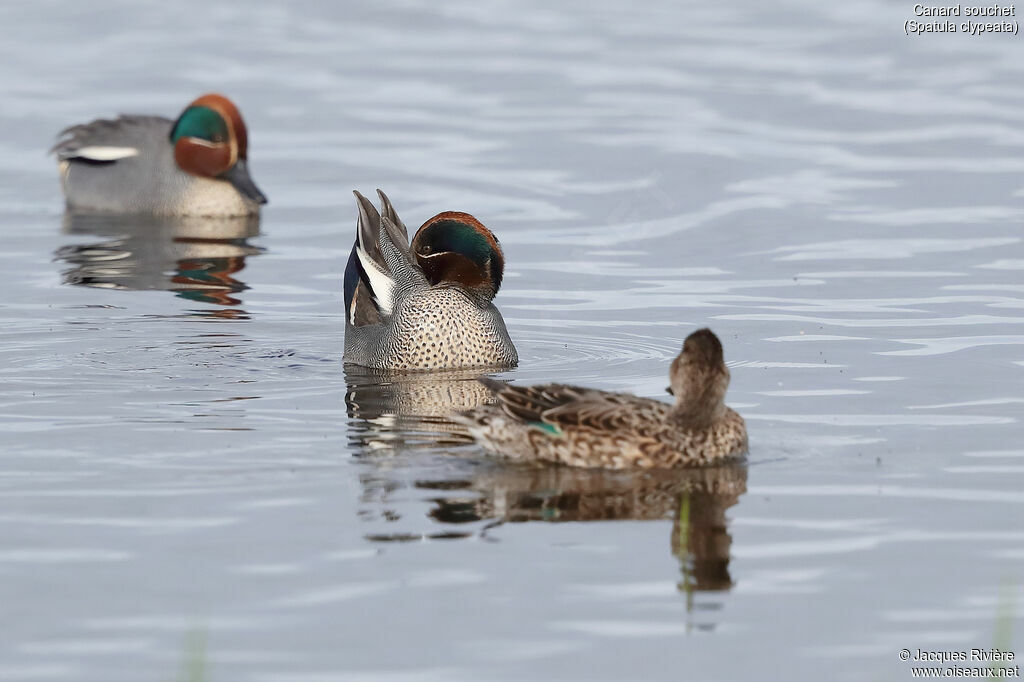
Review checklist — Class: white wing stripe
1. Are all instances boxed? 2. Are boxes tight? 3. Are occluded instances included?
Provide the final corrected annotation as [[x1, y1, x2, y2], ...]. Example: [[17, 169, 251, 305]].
[[70, 146, 139, 161], [356, 244, 395, 316]]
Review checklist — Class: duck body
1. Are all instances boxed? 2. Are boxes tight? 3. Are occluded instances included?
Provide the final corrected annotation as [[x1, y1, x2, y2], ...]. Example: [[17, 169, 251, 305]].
[[345, 286, 517, 370], [343, 191, 517, 371], [456, 329, 747, 469], [53, 94, 266, 217]]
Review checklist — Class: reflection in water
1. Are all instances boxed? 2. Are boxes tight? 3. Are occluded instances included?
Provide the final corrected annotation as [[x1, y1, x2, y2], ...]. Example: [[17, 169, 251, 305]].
[[344, 366, 498, 450], [420, 464, 747, 598], [55, 212, 262, 313], [345, 369, 747, 602]]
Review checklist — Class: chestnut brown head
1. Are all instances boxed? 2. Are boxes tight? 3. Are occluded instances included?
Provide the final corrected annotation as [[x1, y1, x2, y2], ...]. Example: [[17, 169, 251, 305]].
[[411, 212, 505, 301], [169, 93, 266, 204]]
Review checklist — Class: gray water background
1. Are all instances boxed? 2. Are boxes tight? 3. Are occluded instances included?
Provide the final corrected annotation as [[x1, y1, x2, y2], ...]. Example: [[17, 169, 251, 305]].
[[1, 1, 1023, 680]]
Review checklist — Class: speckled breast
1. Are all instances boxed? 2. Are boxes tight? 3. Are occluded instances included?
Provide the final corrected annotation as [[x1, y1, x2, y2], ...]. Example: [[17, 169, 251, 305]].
[[382, 288, 517, 370]]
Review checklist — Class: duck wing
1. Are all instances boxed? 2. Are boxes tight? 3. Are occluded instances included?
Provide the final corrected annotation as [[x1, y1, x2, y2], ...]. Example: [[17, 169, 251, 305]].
[[51, 115, 170, 164], [479, 378, 645, 433]]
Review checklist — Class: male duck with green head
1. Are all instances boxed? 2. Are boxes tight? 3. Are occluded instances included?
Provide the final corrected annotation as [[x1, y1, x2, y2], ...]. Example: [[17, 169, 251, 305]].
[[343, 190, 518, 371], [53, 93, 267, 217]]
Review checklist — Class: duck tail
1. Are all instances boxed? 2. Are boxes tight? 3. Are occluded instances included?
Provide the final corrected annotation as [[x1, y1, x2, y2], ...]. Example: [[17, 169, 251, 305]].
[[345, 190, 427, 325], [345, 190, 392, 324]]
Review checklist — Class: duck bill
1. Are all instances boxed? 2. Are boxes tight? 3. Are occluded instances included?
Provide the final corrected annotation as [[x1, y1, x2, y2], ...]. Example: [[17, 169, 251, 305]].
[[221, 160, 268, 205]]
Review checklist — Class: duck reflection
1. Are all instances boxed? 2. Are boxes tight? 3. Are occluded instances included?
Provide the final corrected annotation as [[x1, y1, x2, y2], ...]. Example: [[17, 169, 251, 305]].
[[345, 368, 747, 598], [344, 365, 496, 450], [55, 212, 262, 312], [420, 463, 747, 595]]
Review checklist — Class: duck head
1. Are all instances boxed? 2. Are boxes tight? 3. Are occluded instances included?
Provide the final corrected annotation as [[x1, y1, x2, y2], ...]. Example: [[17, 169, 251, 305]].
[[667, 328, 730, 427], [411, 212, 505, 302], [169, 94, 267, 205]]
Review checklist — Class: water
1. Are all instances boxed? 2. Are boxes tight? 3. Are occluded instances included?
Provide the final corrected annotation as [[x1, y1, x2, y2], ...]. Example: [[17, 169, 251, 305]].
[[1, 1, 1023, 680]]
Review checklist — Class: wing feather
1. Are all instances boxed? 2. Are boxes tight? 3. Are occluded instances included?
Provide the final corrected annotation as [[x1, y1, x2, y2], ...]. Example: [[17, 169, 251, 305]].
[[480, 379, 657, 433], [51, 115, 169, 161]]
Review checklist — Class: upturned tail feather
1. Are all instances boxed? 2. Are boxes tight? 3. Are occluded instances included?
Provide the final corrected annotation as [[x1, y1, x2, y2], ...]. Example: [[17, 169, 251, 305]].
[[345, 190, 422, 326]]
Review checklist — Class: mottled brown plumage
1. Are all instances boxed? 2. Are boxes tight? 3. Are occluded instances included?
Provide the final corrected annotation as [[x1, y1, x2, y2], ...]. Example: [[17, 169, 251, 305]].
[[455, 328, 747, 469]]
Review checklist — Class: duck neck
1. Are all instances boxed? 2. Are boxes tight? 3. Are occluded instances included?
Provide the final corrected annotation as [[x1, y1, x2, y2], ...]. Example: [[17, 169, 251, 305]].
[[436, 280, 494, 309], [670, 392, 726, 430]]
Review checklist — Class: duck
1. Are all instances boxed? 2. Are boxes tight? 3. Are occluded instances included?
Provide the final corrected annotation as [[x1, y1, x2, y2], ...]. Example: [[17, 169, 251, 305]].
[[454, 328, 747, 469], [343, 190, 518, 370], [52, 93, 267, 217]]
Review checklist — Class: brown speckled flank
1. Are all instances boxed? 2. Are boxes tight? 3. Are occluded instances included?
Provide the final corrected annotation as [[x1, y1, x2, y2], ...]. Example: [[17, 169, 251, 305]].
[[455, 328, 747, 469]]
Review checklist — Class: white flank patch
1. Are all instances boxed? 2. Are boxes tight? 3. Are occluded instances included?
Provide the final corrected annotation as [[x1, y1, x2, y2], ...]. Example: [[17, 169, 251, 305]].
[[355, 244, 395, 316], [72, 146, 139, 161]]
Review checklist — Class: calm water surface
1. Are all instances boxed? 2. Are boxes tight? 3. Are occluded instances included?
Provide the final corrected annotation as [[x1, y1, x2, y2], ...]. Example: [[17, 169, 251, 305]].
[[1, 1, 1023, 680]]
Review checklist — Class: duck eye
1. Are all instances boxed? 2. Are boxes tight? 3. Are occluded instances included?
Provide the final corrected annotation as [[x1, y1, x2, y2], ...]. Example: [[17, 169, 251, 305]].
[[211, 134, 225, 143], [421, 245, 432, 254]]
